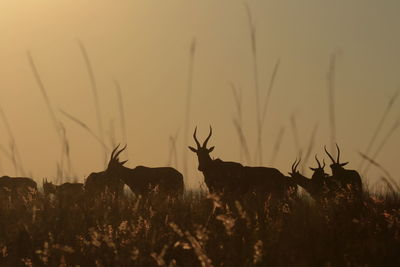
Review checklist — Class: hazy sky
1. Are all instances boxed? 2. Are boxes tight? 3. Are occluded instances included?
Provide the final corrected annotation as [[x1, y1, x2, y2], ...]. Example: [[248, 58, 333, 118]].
[[0, 0, 399, 189]]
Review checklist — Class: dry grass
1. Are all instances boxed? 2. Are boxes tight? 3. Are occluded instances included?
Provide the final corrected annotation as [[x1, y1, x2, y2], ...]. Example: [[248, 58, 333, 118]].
[[0, 189, 399, 266]]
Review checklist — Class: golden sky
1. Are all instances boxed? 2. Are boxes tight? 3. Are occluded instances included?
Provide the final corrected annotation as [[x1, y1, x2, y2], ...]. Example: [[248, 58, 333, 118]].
[[0, 0, 399, 189]]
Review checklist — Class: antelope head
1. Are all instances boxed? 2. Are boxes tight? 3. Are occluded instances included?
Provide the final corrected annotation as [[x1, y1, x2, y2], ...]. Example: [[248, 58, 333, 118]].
[[106, 144, 128, 175], [188, 126, 214, 171], [288, 158, 301, 177], [324, 144, 349, 174], [309, 155, 327, 179], [43, 178, 56, 195]]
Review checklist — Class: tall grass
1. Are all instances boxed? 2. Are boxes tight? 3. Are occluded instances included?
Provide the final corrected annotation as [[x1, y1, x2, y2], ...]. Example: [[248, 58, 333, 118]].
[[168, 129, 180, 168], [359, 88, 399, 169], [245, 3, 262, 165], [245, 4, 280, 166], [77, 40, 106, 165], [59, 109, 108, 151], [182, 38, 196, 180], [301, 123, 319, 172], [269, 126, 285, 165], [363, 116, 400, 175], [290, 113, 302, 159], [359, 152, 400, 192], [114, 79, 128, 158], [0, 105, 26, 176], [0, 190, 399, 266], [231, 83, 253, 164], [27, 51, 73, 180], [327, 53, 337, 156]]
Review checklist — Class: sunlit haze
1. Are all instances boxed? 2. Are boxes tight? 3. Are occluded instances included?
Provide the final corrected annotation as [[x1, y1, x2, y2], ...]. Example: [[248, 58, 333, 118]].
[[0, 0, 399, 189]]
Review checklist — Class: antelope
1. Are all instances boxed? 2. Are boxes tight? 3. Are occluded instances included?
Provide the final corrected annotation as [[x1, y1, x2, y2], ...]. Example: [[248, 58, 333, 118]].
[[105, 145, 184, 197], [0, 176, 37, 202], [84, 170, 124, 200], [189, 127, 294, 199], [43, 179, 84, 200], [289, 157, 337, 201], [0, 176, 37, 192], [324, 144, 363, 199]]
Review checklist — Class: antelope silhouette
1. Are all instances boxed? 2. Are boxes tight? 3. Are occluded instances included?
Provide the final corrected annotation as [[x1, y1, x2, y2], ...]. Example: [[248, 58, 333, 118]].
[[43, 180, 84, 198], [324, 144, 363, 199], [0, 176, 37, 190], [84, 170, 124, 199], [43, 180, 84, 207], [189, 127, 294, 198], [289, 157, 337, 201], [105, 145, 184, 197], [0, 176, 37, 201]]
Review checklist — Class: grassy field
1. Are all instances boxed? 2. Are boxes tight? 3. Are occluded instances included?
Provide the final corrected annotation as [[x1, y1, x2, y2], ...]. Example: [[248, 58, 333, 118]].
[[0, 188, 399, 267]]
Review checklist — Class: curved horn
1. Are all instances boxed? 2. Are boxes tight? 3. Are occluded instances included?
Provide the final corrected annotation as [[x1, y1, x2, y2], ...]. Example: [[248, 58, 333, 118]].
[[193, 127, 201, 149], [110, 144, 120, 161], [295, 158, 301, 171], [336, 143, 340, 163], [114, 144, 127, 160], [324, 145, 335, 163], [203, 126, 213, 148], [291, 159, 297, 172], [322, 159, 326, 168], [315, 154, 322, 168], [291, 158, 301, 173]]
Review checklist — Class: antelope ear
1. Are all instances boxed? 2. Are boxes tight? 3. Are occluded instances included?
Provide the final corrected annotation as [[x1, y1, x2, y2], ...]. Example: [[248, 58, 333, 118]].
[[208, 146, 215, 152], [340, 162, 349, 167], [188, 146, 197, 153], [310, 167, 317, 171], [120, 160, 128, 166]]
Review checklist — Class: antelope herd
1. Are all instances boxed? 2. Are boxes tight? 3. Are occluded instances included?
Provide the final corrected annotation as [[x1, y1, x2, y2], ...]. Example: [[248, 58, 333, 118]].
[[0, 127, 364, 207]]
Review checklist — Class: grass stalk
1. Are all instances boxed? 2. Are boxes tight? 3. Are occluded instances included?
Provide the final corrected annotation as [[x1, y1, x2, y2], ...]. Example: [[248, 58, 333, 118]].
[[327, 53, 337, 157], [168, 129, 180, 168], [232, 118, 252, 164], [359, 88, 399, 169], [261, 58, 280, 125], [231, 83, 244, 162], [0, 105, 25, 176], [77, 40, 106, 165], [182, 38, 196, 180], [114, 79, 128, 157], [363, 117, 400, 175], [290, 113, 302, 159], [359, 152, 399, 192], [28, 51, 72, 178], [59, 109, 108, 151], [269, 126, 285, 166], [27, 51, 61, 136], [245, 3, 262, 164], [301, 123, 319, 172]]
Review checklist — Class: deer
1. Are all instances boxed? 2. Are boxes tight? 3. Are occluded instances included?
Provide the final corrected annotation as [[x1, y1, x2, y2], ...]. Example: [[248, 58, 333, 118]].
[[324, 144, 363, 200], [189, 126, 294, 199], [105, 145, 184, 197]]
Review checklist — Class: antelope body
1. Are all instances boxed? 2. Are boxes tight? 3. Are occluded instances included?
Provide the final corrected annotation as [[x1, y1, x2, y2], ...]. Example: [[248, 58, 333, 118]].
[[43, 180, 84, 198], [0, 176, 37, 203], [189, 127, 294, 198], [84, 171, 124, 199], [0, 176, 37, 192], [106, 145, 184, 197]]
